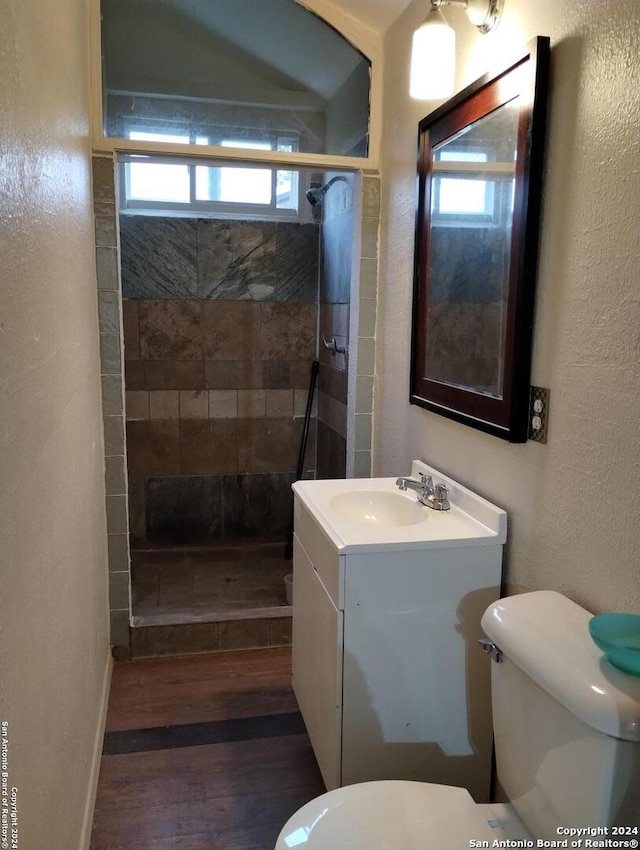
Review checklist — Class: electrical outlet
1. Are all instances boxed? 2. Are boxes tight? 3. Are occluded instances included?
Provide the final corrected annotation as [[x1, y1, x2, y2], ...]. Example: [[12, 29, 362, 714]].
[[528, 387, 550, 443]]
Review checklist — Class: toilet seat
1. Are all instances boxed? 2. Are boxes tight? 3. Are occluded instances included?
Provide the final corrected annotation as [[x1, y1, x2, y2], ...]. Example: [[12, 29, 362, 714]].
[[275, 780, 500, 849]]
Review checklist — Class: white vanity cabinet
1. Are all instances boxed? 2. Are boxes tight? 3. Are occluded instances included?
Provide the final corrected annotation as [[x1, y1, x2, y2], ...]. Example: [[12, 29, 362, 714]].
[[291, 461, 506, 803]]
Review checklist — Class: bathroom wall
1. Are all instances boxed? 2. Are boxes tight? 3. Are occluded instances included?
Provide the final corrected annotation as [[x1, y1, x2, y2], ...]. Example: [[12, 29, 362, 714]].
[[317, 176, 353, 479], [0, 0, 111, 847], [120, 216, 318, 545], [377, 0, 640, 613]]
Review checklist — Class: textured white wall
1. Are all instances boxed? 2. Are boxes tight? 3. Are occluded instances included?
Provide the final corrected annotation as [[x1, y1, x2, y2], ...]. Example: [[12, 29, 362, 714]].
[[376, 0, 640, 613], [0, 1, 111, 847]]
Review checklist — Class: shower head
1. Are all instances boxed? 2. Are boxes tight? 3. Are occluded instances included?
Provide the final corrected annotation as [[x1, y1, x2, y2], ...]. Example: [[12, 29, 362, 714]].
[[306, 175, 345, 206]]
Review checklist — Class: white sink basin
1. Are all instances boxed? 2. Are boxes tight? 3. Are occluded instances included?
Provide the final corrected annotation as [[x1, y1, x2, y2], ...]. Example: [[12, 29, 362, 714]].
[[329, 490, 428, 527], [292, 461, 507, 552]]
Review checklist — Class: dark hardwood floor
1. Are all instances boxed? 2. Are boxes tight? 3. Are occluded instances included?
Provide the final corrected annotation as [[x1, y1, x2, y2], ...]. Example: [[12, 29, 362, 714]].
[[90, 648, 325, 850]]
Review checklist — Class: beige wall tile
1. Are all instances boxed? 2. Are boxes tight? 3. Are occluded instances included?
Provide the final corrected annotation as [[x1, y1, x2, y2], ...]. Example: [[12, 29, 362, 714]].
[[122, 300, 140, 360], [108, 533, 130, 574], [96, 247, 119, 291], [289, 360, 315, 389], [201, 302, 261, 360], [208, 390, 238, 419], [359, 257, 378, 300], [261, 303, 317, 361], [149, 390, 179, 419], [102, 374, 123, 416], [99, 332, 122, 375], [317, 391, 347, 438], [179, 390, 208, 419], [126, 420, 180, 476], [204, 360, 235, 390], [355, 376, 374, 414], [98, 291, 120, 334], [353, 450, 372, 479], [105, 456, 126, 495], [110, 610, 130, 648], [125, 360, 145, 390], [180, 420, 238, 474], [106, 495, 128, 535], [238, 389, 266, 418], [358, 298, 377, 338], [238, 418, 296, 473], [92, 156, 117, 248], [126, 391, 149, 420], [103, 415, 125, 457], [266, 389, 293, 417], [294, 389, 318, 418], [233, 360, 264, 389], [109, 571, 130, 611], [139, 300, 202, 360]]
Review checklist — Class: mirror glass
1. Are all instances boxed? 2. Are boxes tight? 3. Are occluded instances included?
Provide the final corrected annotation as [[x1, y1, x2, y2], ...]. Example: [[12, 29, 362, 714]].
[[410, 38, 550, 442], [425, 106, 518, 398]]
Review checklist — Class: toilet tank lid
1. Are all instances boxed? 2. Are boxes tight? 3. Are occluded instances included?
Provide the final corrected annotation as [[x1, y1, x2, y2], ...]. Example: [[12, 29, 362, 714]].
[[482, 591, 640, 743]]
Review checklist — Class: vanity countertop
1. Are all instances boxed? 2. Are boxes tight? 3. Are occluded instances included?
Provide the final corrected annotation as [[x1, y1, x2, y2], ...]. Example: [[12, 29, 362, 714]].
[[293, 460, 507, 554]]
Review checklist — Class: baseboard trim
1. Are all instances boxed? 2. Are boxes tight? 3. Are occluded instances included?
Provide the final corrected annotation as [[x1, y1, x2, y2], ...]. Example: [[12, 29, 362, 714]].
[[79, 648, 113, 850]]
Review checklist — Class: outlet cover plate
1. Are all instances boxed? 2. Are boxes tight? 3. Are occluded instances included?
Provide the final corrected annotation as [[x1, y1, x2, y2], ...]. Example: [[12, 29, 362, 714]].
[[528, 386, 550, 443]]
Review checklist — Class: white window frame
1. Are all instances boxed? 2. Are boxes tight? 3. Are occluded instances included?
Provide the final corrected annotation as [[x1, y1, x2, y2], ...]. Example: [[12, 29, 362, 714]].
[[119, 129, 309, 221]]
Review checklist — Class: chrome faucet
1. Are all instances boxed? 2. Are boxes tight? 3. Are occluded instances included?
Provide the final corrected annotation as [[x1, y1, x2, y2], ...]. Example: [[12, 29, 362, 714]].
[[395, 474, 450, 511]]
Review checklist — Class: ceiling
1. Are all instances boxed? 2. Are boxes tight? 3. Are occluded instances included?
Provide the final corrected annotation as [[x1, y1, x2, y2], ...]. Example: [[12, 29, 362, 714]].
[[325, 0, 416, 33]]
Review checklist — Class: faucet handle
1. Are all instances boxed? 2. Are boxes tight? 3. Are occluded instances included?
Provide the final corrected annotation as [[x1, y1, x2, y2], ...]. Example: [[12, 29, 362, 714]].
[[434, 483, 448, 498], [419, 473, 433, 488]]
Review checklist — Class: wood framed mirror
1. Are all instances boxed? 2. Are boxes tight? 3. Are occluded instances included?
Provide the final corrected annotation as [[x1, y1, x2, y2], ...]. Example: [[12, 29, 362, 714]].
[[410, 37, 550, 442]]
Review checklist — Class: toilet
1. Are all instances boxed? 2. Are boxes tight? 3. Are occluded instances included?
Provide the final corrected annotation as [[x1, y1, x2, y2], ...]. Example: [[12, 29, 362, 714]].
[[275, 591, 640, 848]]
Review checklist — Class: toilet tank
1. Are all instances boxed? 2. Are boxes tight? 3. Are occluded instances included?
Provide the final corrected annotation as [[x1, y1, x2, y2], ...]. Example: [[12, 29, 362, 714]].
[[482, 592, 640, 841]]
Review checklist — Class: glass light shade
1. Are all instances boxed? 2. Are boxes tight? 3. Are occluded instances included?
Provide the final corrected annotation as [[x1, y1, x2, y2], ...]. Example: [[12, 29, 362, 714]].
[[409, 8, 456, 100]]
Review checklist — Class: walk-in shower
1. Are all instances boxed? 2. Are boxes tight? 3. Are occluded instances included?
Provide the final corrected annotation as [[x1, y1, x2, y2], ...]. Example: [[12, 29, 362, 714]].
[[119, 165, 355, 652]]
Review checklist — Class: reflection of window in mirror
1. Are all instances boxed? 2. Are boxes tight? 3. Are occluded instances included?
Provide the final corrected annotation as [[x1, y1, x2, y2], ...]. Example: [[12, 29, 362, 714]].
[[434, 150, 491, 217]]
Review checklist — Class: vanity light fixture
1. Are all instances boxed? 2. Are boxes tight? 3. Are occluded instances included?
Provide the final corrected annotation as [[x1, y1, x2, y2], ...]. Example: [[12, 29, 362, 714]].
[[410, 0, 504, 100]]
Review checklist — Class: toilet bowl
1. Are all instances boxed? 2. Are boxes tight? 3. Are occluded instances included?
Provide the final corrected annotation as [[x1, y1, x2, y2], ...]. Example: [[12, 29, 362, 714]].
[[276, 781, 533, 849], [275, 592, 640, 849]]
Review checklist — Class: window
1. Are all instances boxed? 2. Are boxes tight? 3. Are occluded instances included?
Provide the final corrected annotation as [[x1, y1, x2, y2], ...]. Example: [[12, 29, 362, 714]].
[[100, 0, 371, 158], [120, 131, 301, 219]]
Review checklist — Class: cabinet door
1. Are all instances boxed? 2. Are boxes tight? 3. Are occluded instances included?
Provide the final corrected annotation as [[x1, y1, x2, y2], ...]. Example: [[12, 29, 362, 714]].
[[291, 534, 343, 791]]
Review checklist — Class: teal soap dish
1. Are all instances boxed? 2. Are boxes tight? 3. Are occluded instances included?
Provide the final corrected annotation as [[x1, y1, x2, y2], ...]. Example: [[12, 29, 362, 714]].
[[589, 613, 640, 676]]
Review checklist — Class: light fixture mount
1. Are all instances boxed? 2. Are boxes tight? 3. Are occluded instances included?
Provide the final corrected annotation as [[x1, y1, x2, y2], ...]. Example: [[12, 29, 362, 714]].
[[430, 0, 504, 34]]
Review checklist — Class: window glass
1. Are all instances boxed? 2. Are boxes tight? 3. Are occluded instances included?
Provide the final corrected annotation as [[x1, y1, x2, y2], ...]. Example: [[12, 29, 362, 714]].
[[123, 134, 301, 215], [101, 0, 371, 157]]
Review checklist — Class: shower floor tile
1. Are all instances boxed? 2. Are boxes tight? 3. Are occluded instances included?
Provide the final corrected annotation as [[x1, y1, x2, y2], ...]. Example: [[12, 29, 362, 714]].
[[131, 553, 292, 627]]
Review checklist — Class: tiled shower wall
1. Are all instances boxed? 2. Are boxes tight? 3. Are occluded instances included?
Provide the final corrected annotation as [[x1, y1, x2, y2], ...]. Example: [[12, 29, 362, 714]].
[[92, 156, 130, 650], [120, 217, 319, 547], [317, 175, 352, 479], [317, 172, 379, 479]]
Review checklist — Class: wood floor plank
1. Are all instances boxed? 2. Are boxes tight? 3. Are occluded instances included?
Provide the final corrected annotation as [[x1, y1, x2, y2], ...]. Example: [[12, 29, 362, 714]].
[[93, 736, 323, 810], [91, 649, 326, 850], [91, 777, 322, 848], [106, 648, 296, 732]]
